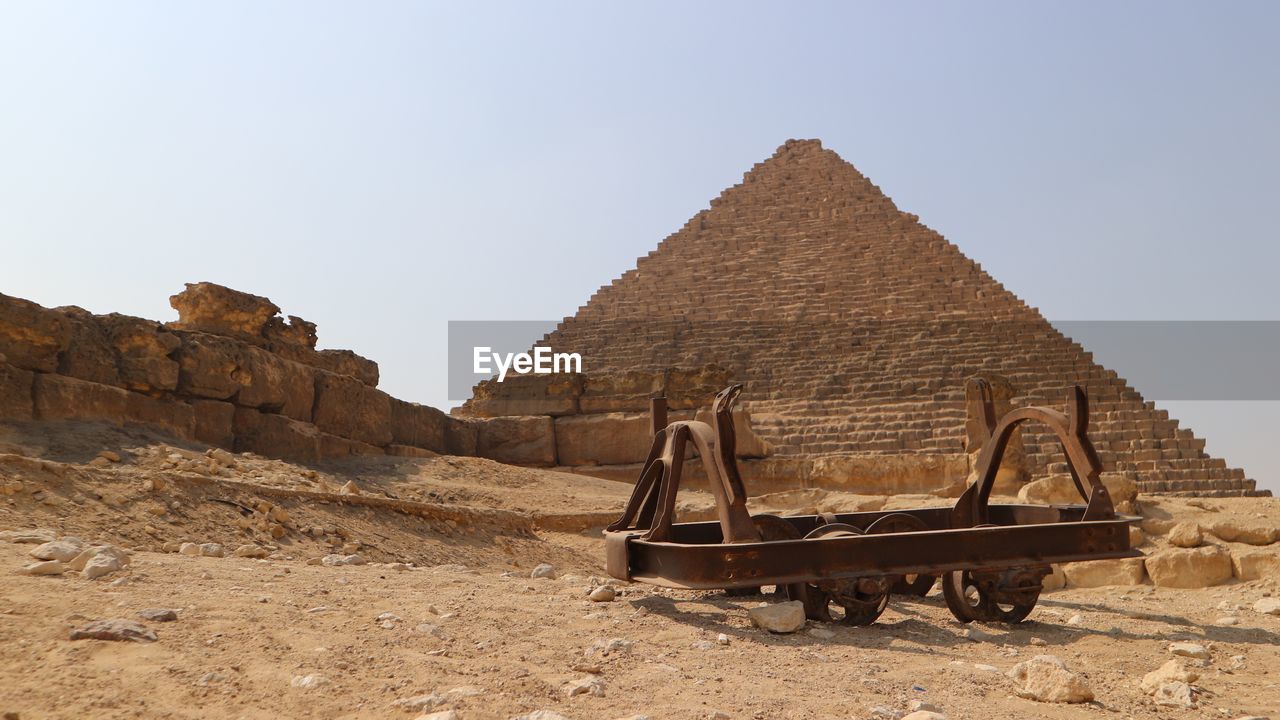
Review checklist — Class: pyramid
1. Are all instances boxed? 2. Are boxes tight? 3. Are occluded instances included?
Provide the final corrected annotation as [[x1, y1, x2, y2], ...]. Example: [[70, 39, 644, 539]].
[[536, 139, 1257, 496]]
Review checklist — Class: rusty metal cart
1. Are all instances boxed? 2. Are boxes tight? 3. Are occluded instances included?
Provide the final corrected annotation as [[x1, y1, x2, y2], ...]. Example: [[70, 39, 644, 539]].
[[603, 380, 1140, 625]]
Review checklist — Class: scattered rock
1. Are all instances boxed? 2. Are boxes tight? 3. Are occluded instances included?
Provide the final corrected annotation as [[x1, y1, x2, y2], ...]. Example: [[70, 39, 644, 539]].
[[716, 633, 730, 645], [321, 554, 366, 566], [907, 701, 942, 714], [512, 712, 570, 720], [29, 538, 86, 562], [962, 627, 996, 642], [0, 528, 57, 544], [198, 543, 224, 557], [233, 544, 269, 559], [1253, 597, 1280, 615], [1006, 655, 1093, 703], [1169, 642, 1209, 659], [339, 480, 361, 495], [1207, 519, 1277, 546], [376, 612, 402, 629], [290, 674, 329, 689], [137, 608, 178, 622], [414, 711, 458, 720], [587, 585, 616, 602], [69, 619, 157, 642], [868, 706, 902, 720], [1140, 659, 1199, 694], [391, 693, 444, 711], [807, 627, 835, 640], [1167, 522, 1203, 548], [19, 560, 65, 576], [585, 638, 633, 657], [81, 551, 126, 580], [1153, 680, 1197, 708], [901, 712, 948, 720], [564, 676, 605, 698], [179, 542, 201, 556], [748, 601, 805, 633], [530, 563, 556, 579]]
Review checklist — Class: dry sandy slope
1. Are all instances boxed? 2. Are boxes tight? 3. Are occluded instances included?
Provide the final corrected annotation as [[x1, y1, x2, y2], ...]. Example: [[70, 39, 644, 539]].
[[0, 421, 1278, 719]]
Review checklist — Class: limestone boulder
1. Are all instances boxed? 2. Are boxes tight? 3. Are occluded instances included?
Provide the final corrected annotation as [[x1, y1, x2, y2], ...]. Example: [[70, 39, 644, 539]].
[[237, 346, 315, 421], [1101, 472, 1139, 505], [474, 416, 555, 466], [555, 412, 652, 466], [748, 601, 805, 633], [190, 399, 236, 447], [1167, 522, 1203, 548], [389, 398, 448, 452], [55, 309, 120, 386], [1140, 659, 1199, 695], [1230, 547, 1280, 581], [99, 314, 181, 393], [0, 363, 35, 420], [169, 282, 279, 342], [579, 370, 664, 413], [232, 407, 321, 464], [1017, 475, 1081, 505], [1145, 545, 1233, 588], [1007, 655, 1093, 703], [1061, 557, 1146, 588], [1207, 519, 1277, 546], [0, 293, 70, 372], [312, 372, 392, 447], [174, 332, 245, 399], [33, 374, 128, 424]]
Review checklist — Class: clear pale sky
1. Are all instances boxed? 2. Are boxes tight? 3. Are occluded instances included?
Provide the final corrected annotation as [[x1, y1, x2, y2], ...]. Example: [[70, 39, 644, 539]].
[[1, 2, 1276, 491]]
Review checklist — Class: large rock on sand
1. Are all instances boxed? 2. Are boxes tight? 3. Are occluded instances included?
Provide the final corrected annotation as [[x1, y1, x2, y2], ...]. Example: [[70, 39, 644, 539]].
[[1145, 545, 1233, 588]]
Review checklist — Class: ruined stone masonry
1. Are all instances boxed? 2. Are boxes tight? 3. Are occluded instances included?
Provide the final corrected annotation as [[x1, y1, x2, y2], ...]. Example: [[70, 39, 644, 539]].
[[465, 139, 1260, 497], [0, 283, 469, 464]]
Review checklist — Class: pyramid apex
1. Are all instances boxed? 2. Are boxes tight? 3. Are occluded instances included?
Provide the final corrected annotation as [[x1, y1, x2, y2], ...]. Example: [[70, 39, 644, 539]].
[[774, 138, 824, 156]]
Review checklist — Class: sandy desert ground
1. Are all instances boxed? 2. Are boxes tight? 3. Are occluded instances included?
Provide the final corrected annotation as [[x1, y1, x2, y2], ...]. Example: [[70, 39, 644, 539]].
[[1, 420, 1278, 720]]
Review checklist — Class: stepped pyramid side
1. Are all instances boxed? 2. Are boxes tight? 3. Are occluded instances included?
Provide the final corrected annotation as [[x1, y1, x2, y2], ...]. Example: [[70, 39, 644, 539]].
[[534, 139, 1257, 496]]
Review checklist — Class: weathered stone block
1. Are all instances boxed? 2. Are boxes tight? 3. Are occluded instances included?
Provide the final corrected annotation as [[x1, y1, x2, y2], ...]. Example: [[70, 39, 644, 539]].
[[462, 374, 581, 417], [0, 363, 35, 420], [268, 343, 379, 387], [1144, 545, 1233, 588], [1230, 547, 1280, 580], [238, 346, 315, 421], [232, 407, 320, 464], [0, 293, 70, 372], [124, 392, 195, 439], [169, 282, 279, 342], [313, 372, 392, 446], [190, 399, 235, 447], [55, 309, 119, 386], [263, 315, 317, 348], [174, 332, 244, 399], [664, 365, 732, 410], [474, 415, 555, 466], [1018, 475, 1082, 505], [1207, 519, 1278, 546], [1061, 557, 1146, 587], [33, 374, 127, 423], [389, 398, 447, 451], [555, 412, 653, 466], [444, 417, 477, 456], [99, 314, 181, 392], [579, 371, 664, 414]]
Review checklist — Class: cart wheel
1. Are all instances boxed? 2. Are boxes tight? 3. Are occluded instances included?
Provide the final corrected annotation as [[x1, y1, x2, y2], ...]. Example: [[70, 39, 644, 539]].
[[724, 515, 804, 598], [941, 568, 1042, 624], [790, 523, 890, 625], [863, 514, 936, 597]]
